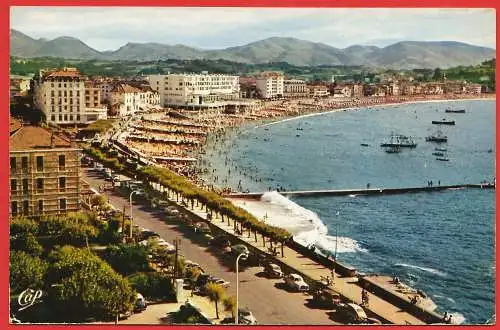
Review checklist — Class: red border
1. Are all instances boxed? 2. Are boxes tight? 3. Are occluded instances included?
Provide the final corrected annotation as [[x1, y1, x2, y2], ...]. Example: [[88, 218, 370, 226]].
[[3, 2, 498, 330]]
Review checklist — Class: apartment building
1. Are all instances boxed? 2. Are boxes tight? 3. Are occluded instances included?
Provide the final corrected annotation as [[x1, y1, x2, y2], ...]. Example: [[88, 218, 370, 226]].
[[283, 79, 308, 98], [148, 73, 239, 107], [10, 125, 82, 217], [255, 72, 284, 99], [33, 67, 107, 125], [109, 83, 161, 116], [309, 85, 331, 97]]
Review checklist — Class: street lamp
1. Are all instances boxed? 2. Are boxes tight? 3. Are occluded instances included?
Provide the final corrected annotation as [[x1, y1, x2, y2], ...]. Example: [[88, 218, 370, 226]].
[[129, 190, 141, 239], [235, 252, 247, 325]]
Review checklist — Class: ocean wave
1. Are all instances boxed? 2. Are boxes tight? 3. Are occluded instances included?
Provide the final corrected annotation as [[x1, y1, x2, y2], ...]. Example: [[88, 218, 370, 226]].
[[260, 191, 367, 253], [394, 263, 447, 277], [449, 312, 466, 324]]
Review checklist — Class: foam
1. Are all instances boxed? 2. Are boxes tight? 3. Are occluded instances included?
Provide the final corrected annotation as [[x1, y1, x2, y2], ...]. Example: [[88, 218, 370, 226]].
[[394, 263, 447, 277], [233, 191, 367, 254], [449, 312, 466, 324]]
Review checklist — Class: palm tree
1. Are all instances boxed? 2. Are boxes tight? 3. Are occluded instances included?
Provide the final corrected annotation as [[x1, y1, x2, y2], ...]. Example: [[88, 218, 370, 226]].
[[206, 282, 225, 319], [223, 295, 237, 318]]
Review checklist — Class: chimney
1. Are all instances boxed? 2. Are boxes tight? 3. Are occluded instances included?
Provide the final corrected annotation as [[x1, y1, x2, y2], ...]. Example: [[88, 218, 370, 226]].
[[50, 133, 55, 148]]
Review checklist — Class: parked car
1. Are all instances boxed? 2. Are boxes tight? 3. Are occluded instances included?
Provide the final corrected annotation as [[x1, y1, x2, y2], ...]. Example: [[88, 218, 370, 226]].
[[139, 229, 160, 241], [263, 263, 283, 278], [312, 289, 341, 308], [193, 222, 211, 234], [134, 293, 147, 313], [230, 244, 249, 259], [238, 308, 258, 325], [219, 308, 258, 325], [209, 277, 230, 288], [336, 303, 368, 324], [209, 235, 231, 248], [284, 273, 309, 292]]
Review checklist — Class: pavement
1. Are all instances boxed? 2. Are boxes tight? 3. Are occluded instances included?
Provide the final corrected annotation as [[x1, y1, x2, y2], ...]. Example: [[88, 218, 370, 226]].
[[83, 168, 340, 325], [172, 191, 427, 325]]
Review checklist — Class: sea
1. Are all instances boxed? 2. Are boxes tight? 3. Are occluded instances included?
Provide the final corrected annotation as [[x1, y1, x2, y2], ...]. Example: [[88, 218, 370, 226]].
[[197, 99, 496, 324]]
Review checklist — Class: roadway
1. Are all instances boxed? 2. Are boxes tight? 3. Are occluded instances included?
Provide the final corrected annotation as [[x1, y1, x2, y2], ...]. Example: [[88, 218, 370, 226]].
[[83, 167, 339, 325]]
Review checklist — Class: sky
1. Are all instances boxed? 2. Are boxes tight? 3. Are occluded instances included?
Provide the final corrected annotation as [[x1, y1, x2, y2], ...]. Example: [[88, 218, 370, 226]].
[[10, 7, 496, 51]]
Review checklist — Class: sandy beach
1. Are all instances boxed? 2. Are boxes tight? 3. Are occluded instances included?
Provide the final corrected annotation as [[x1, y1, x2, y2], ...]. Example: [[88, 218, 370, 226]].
[[123, 94, 495, 185]]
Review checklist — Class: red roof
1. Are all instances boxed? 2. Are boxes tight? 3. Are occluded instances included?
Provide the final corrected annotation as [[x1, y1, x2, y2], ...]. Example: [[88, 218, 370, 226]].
[[10, 126, 73, 151]]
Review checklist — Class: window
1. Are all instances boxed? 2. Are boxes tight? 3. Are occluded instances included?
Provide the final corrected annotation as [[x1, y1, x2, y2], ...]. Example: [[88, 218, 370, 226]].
[[23, 200, 29, 215], [59, 177, 66, 192], [59, 155, 66, 169], [59, 198, 66, 211], [10, 179, 17, 193], [10, 157, 16, 171], [11, 201, 18, 216], [23, 179, 28, 193], [36, 156, 44, 171], [36, 178, 44, 192], [38, 200, 43, 213], [51, 115, 56, 121]]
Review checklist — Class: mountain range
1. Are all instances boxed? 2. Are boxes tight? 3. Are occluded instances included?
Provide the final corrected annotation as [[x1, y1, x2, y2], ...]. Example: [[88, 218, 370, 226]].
[[10, 29, 495, 69]]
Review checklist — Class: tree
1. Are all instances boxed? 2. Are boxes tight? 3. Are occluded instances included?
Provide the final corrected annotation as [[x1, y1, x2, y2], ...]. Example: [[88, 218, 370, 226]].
[[223, 295, 237, 318], [45, 246, 135, 322], [433, 67, 443, 81], [127, 272, 175, 300], [10, 232, 44, 257], [91, 195, 108, 209], [103, 244, 150, 276], [10, 217, 39, 236], [10, 251, 48, 294], [205, 282, 225, 319]]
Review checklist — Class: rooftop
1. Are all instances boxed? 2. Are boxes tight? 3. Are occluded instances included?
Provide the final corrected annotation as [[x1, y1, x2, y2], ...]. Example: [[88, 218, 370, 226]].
[[43, 67, 82, 79], [10, 118, 23, 135], [10, 126, 73, 151]]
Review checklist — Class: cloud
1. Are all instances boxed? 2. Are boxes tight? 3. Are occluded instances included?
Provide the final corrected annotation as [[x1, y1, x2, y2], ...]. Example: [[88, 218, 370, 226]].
[[10, 7, 496, 51]]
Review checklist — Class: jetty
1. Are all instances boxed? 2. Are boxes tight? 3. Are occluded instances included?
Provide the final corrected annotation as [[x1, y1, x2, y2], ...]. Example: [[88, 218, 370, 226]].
[[225, 183, 495, 199]]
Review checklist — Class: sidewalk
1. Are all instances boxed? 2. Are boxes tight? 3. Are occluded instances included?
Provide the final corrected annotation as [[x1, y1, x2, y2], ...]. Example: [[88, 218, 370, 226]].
[[155, 186, 427, 325]]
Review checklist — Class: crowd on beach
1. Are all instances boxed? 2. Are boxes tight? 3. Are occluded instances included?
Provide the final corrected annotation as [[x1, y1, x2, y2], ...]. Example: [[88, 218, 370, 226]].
[[119, 93, 494, 189]]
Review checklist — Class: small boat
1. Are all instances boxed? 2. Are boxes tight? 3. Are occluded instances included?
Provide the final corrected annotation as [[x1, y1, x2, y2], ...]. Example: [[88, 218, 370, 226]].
[[436, 157, 449, 161], [435, 147, 447, 152], [426, 129, 448, 143], [296, 127, 303, 131], [380, 133, 417, 148], [445, 108, 466, 113], [432, 152, 445, 157], [360, 143, 369, 147], [432, 119, 455, 125]]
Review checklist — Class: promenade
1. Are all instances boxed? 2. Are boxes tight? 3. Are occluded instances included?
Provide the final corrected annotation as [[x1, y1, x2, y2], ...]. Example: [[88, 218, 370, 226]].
[[150, 182, 437, 325]]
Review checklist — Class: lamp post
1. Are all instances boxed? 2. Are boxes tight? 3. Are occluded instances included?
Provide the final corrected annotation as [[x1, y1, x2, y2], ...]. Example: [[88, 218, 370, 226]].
[[235, 252, 246, 325], [129, 190, 141, 239]]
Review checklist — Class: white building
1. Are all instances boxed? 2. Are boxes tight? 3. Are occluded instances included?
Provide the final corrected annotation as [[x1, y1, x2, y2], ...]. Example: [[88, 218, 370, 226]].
[[283, 79, 308, 98], [256, 72, 284, 99], [110, 83, 161, 116], [33, 67, 107, 124], [148, 73, 240, 108]]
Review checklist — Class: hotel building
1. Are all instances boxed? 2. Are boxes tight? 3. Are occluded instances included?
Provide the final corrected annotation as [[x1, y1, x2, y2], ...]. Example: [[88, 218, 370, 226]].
[[10, 124, 82, 217]]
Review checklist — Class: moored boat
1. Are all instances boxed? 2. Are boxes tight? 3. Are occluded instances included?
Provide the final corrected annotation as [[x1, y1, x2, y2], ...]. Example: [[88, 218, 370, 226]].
[[380, 133, 417, 148], [436, 157, 450, 161], [445, 108, 466, 113], [432, 119, 455, 125], [426, 129, 448, 143]]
